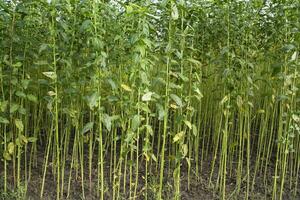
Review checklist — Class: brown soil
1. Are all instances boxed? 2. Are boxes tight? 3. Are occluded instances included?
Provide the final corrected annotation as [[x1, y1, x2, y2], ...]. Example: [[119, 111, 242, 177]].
[[1, 150, 299, 200]]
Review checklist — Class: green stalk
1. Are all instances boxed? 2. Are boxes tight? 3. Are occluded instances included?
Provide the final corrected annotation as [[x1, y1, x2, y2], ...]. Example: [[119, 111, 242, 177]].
[[97, 71, 104, 200], [158, 37, 170, 200]]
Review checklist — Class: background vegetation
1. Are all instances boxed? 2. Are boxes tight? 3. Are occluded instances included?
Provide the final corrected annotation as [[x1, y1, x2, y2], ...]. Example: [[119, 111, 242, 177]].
[[0, 0, 299, 199]]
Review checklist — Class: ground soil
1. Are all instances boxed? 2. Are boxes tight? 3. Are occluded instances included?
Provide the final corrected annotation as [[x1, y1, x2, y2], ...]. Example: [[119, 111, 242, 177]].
[[1, 148, 299, 200]]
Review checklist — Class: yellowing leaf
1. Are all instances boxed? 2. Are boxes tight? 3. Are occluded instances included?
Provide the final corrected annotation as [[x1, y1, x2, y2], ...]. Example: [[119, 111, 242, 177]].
[[292, 114, 299, 123], [8, 142, 14, 154], [48, 91, 56, 96], [170, 104, 178, 109], [257, 109, 265, 114], [291, 51, 297, 61], [184, 120, 192, 129], [3, 152, 11, 160], [42, 71, 57, 80], [173, 131, 185, 143], [182, 144, 188, 157], [20, 134, 28, 144], [121, 84, 132, 92], [143, 152, 150, 161], [151, 154, 157, 162], [220, 95, 229, 105], [15, 119, 24, 132]]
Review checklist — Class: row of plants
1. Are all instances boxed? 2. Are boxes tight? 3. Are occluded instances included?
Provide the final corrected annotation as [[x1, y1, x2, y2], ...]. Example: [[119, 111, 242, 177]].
[[0, 0, 299, 199]]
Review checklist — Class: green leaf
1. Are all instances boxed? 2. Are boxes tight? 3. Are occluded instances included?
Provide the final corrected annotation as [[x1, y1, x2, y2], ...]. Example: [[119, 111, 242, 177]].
[[140, 103, 151, 113], [18, 107, 27, 115], [21, 80, 30, 89], [102, 114, 112, 131], [126, 5, 133, 13], [182, 144, 188, 157], [171, 3, 179, 20], [194, 87, 203, 99], [132, 115, 141, 131], [15, 119, 24, 132], [220, 95, 229, 105], [184, 120, 192, 129], [15, 91, 26, 98], [8, 142, 14, 154], [82, 122, 94, 134], [151, 154, 157, 162], [157, 104, 165, 120], [34, 60, 48, 65], [48, 91, 56, 96], [80, 20, 91, 32], [3, 152, 11, 161], [0, 101, 8, 112], [173, 131, 185, 143], [10, 103, 19, 114], [186, 157, 191, 168], [291, 51, 297, 61], [178, 73, 189, 82], [20, 134, 28, 144], [192, 124, 198, 136], [292, 114, 299, 123], [0, 116, 9, 124], [187, 58, 201, 66], [27, 94, 38, 103], [142, 38, 152, 48], [282, 44, 295, 52], [142, 92, 153, 102], [173, 167, 180, 179], [107, 79, 117, 90], [42, 71, 57, 80], [121, 84, 132, 92], [170, 94, 183, 107], [136, 45, 145, 57], [39, 44, 49, 54], [169, 83, 181, 89], [13, 62, 22, 68], [27, 137, 37, 143], [87, 92, 99, 110], [92, 37, 102, 50]]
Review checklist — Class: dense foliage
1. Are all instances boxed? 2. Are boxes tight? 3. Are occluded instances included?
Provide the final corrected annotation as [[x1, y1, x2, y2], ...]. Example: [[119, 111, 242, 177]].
[[0, 0, 299, 199]]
